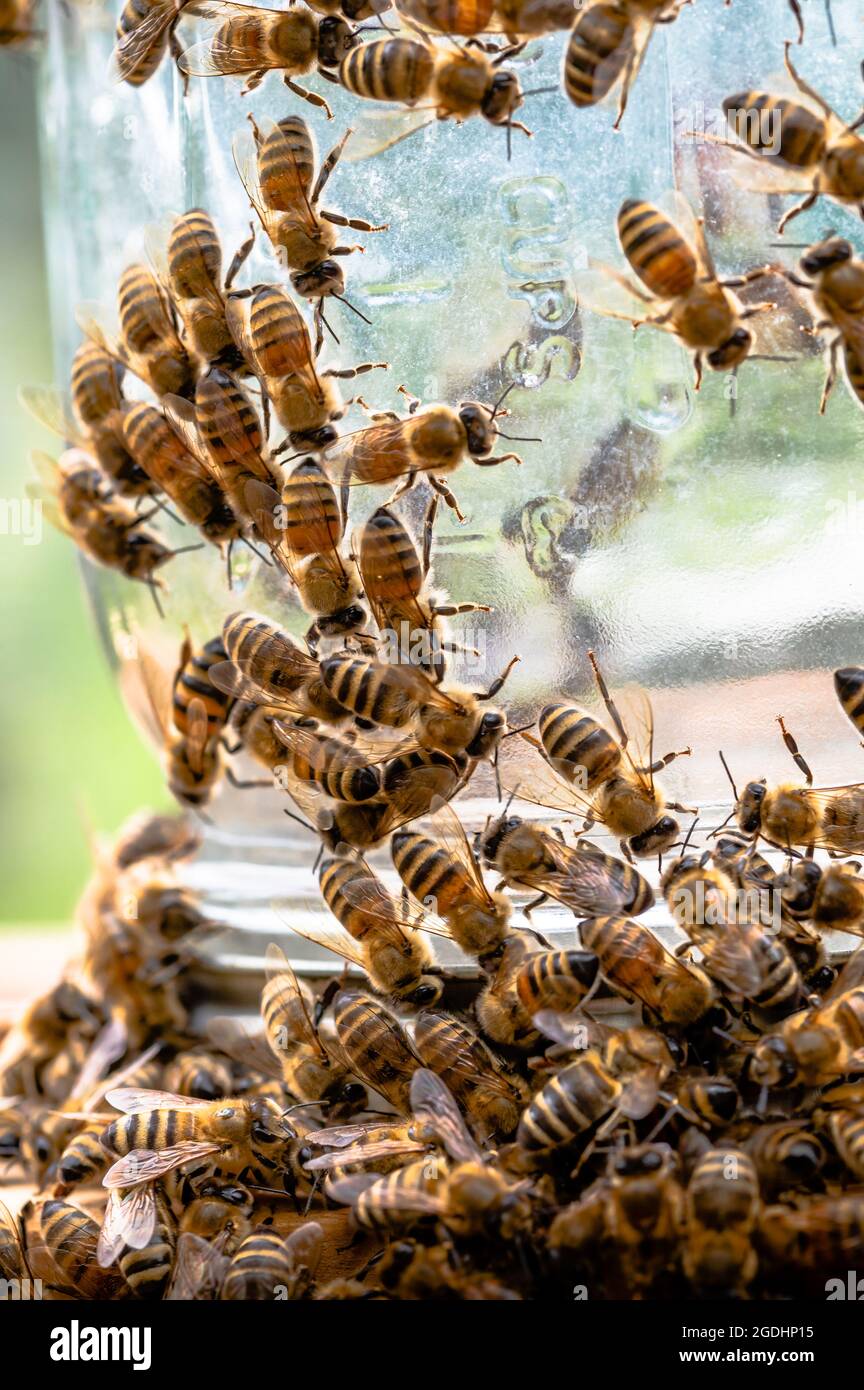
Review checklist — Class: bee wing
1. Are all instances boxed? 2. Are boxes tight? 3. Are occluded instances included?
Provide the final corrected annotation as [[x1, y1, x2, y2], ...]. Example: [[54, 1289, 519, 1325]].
[[618, 1068, 662, 1121], [280, 918, 370, 975], [166, 1231, 230, 1300], [178, 2, 284, 76], [184, 695, 212, 773], [304, 1137, 427, 1171], [283, 1219, 325, 1275], [264, 941, 329, 1057], [337, 867, 453, 947], [612, 685, 662, 796], [326, 1171, 443, 1216], [499, 745, 601, 822], [575, 261, 665, 324], [780, 787, 864, 855], [422, 797, 497, 909], [18, 385, 82, 444], [521, 837, 643, 917], [206, 1014, 284, 1078], [163, 392, 209, 464], [103, 1141, 222, 1189], [241, 479, 301, 583], [29, 447, 62, 491], [409, 1068, 483, 1164], [532, 1008, 611, 1050], [119, 639, 174, 746], [233, 120, 316, 242], [326, 417, 415, 487], [380, 759, 468, 832], [207, 662, 305, 721], [341, 109, 438, 163], [698, 926, 766, 999], [97, 1186, 157, 1265], [109, 1, 178, 84], [105, 1086, 207, 1113], [67, 1016, 129, 1104]]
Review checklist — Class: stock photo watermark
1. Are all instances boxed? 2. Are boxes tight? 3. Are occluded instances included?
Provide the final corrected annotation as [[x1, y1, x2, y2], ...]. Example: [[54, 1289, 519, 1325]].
[[0, 496, 42, 545], [673, 101, 783, 156]]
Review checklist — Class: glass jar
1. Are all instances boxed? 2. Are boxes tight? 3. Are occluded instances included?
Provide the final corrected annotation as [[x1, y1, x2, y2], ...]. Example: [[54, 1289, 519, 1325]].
[[36, 0, 864, 1005]]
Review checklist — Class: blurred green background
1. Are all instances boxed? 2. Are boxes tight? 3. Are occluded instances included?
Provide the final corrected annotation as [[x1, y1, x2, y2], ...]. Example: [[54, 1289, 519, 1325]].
[[0, 58, 167, 927]]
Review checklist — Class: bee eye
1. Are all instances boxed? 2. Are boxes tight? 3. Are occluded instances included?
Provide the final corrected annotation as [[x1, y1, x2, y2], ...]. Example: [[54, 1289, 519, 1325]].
[[216, 1107, 234, 1118]]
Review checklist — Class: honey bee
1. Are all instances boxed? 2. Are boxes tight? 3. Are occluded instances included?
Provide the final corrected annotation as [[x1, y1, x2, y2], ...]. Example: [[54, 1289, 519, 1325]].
[[475, 933, 542, 1050], [776, 237, 864, 413], [580, 915, 716, 1029], [179, 1178, 255, 1248], [748, 949, 864, 1089], [392, 798, 512, 963], [727, 716, 864, 856], [836, 665, 864, 739], [227, 285, 386, 451], [111, 0, 190, 86], [178, 1, 357, 106], [54, 1121, 113, 1194], [259, 942, 363, 1105], [681, 1147, 760, 1298], [370, 1237, 520, 1300], [163, 1049, 234, 1101], [413, 1009, 529, 1140], [214, 612, 354, 726], [585, 199, 775, 391], [777, 857, 864, 937], [506, 654, 692, 860], [564, 1, 688, 128], [758, 1195, 864, 1286], [27, 450, 188, 614], [515, 947, 601, 1016], [24, 1198, 129, 1300], [328, 383, 529, 523], [221, 1220, 324, 1299], [233, 115, 386, 337], [118, 1187, 178, 1300], [336, 35, 532, 159], [240, 456, 368, 646], [479, 812, 655, 918], [148, 208, 253, 374], [80, 263, 196, 400], [395, 0, 574, 37], [741, 1119, 827, 1196], [721, 43, 864, 234], [356, 503, 491, 681], [331, 989, 422, 1112], [290, 855, 446, 1006], [671, 1072, 740, 1134]]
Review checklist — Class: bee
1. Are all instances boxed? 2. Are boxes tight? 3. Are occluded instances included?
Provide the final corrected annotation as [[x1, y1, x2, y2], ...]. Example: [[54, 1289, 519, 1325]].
[[394, 0, 574, 37], [328, 383, 528, 523], [356, 503, 491, 681], [660, 850, 740, 932], [336, 35, 532, 158], [588, 199, 775, 392], [681, 1147, 760, 1298], [711, 829, 827, 982], [739, 1119, 826, 1196], [233, 115, 386, 338], [721, 43, 864, 234], [413, 1009, 529, 1140], [178, 1, 357, 106], [119, 1187, 178, 1300], [21, 342, 153, 500], [727, 716, 864, 856], [256, 942, 363, 1105], [27, 450, 192, 614], [239, 455, 368, 646], [563, 1, 688, 128], [328, 1071, 532, 1239], [80, 263, 196, 400], [370, 1237, 520, 1300], [671, 890, 806, 1021], [331, 989, 422, 1113], [759, 1195, 864, 1285], [508, 653, 692, 860], [227, 285, 386, 452], [109, 811, 201, 872], [111, 0, 190, 86], [777, 858, 864, 937], [475, 933, 542, 1050], [479, 812, 654, 918], [179, 1178, 255, 1248], [24, 1198, 129, 1300], [292, 860, 445, 1007], [54, 1122, 112, 1194], [777, 237, 864, 413], [214, 611, 353, 726], [121, 401, 243, 569], [580, 915, 716, 1029], [665, 1072, 740, 1134], [163, 1050, 234, 1101], [221, 1220, 324, 1299], [392, 798, 513, 963], [515, 948, 601, 1016], [748, 950, 864, 1089], [836, 665, 864, 739]]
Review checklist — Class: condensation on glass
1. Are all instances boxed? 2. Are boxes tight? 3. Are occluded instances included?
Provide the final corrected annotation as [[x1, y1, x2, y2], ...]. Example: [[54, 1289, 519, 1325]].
[[36, 0, 864, 995]]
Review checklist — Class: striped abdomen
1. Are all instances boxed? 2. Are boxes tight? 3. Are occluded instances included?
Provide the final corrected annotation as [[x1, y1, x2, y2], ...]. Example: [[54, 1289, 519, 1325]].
[[723, 92, 826, 168], [102, 1108, 198, 1158], [827, 1109, 864, 1179], [115, 0, 172, 85], [515, 949, 600, 1013], [247, 285, 314, 381], [195, 369, 270, 482], [167, 209, 223, 299], [617, 200, 697, 298], [843, 341, 864, 408], [320, 655, 418, 726], [517, 1054, 620, 1152], [391, 829, 470, 917], [340, 38, 435, 104], [687, 1149, 759, 1230], [398, 0, 494, 32], [221, 1230, 296, 1299], [354, 1161, 441, 1231], [122, 401, 237, 538], [71, 341, 123, 426], [261, 968, 316, 1048], [564, 2, 632, 108], [173, 636, 233, 738], [280, 460, 342, 559], [56, 1123, 108, 1189], [358, 506, 423, 616], [119, 1193, 176, 1300], [834, 665, 864, 735], [832, 987, 864, 1049], [223, 613, 317, 696], [333, 991, 419, 1111], [539, 702, 621, 787], [260, 115, 315, 210], [283, 728, 381, 801], [319, 859, 398, 937], [38, 1200, 124, 1299], [118, 264, 174, 354]]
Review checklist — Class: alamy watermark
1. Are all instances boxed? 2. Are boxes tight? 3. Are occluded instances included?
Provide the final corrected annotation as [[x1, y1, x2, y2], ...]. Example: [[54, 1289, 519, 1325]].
[[0, 497, 42, 545]]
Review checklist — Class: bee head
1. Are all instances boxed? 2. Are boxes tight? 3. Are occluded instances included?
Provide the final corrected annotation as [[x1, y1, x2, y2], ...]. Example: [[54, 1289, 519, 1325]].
[[316, 603, 368, 639], [779, 858, 822, 914], [317, 15, 356, 66], [410, 976, 444, 1007], [611, 1143, 670, 1179], [707, 326, 752, 370], [477, 814, 521, 865], [465, 708, 506, 758], [801, 236, 853, 276], [737, 779, 766, 834], [459, 401, 497, 457], [481, 69, 523, 125], [749, 1036, 798, 1088], [290, 261, 345, 299], [629, 815, 680, 858]]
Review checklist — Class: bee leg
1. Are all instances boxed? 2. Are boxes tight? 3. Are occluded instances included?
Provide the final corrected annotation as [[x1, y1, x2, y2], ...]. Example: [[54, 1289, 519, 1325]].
[[323, 361, 390, 380], [521, 893, 548, 918], [224, 223, 255, 290], [433, 602, 491, 616], [321, 209, 390, 234], [636, 747, 692, 774], [783, 39, 833, 114], [612, 47, 638, 131], [739, 300, 775, 320], [387, 471, 418, 507], [473, 451, 523, 466], [241, 70, 267, 94], [776, 189, 819, 235], [667, 802, 698, 817], [312, 129, 353, 205], [587, 648, 629, 749], [819, 338, 840, 414], [226, 768, 274, 790], [619, 839, 635, 864], [693, 353, 703, 391], [776, 715, 814, 785], [285, 76, 333, 119], [476, 654, 520, 701], [421, 493, 439, 576], [787, 0, 804, 41], [397, 383, 422, 415]]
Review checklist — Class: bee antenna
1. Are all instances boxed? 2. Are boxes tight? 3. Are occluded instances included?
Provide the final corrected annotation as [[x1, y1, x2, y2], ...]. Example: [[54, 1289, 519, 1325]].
[[282, 1100, 328, 1117], [679, 814, 700, 856], [283, 808, 315, 835], [166, 542, 206, 559], [501, 721, 535, 739], [495, 430, 542, 442], [147, 580, 164, 618], [718, 749, 739, 802], [319, 308, 340, 345], [490, 381, 516, 418], [506, 119, 512, 163], [241, 535, 273, 565], [521, 84, 558, 97], [334, 294, 372, 326]]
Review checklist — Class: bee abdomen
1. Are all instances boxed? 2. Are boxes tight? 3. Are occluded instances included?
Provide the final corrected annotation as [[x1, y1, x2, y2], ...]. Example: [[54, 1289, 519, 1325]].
[[221, 1231, 293, 1299], [834, 665, 864, 734], [261, 116, 316, 205], [539, 703, 620, 784], [391, 832, 454, 906], [564, 2, 632, 108], [518, 1058, 618, 1151], [168, 209, 223, 298], [842, 342, 864, 409], [340, 38, 435, 104], [281, 461, 342, 557], [361, 508, 423, 601], [173, 637, 233, 735], [722, 92, 826, 167], [617, 200, 696, 298], [71, 342, 121, 424]]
